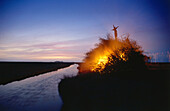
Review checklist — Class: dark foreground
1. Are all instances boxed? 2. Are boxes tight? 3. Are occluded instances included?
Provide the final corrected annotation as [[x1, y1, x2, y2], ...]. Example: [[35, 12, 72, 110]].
[[59, 64, 170, 111], [0, 62, 74, 85]]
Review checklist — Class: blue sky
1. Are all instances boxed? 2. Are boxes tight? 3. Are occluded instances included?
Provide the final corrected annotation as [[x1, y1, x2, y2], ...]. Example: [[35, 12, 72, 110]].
[[0, 0, 169, 62]]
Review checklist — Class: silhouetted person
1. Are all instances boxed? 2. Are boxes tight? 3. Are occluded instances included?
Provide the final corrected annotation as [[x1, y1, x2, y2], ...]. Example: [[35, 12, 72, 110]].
[[112, 25, 119, 40]]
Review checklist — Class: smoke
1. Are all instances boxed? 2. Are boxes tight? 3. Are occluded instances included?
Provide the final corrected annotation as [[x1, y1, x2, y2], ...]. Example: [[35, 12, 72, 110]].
[[78, 34, 148, 74]]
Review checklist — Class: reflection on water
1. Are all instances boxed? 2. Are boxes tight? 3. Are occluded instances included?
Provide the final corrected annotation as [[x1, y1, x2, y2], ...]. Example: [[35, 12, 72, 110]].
[[0, 64, 78, 111]]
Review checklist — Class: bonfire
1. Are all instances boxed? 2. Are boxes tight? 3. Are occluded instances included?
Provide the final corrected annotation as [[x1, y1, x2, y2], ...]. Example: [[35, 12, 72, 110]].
[[78, 26, 148, 74]]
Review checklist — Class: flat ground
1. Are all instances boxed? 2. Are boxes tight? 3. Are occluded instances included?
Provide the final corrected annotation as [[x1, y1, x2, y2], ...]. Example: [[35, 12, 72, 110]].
[[146, 62, 170, 70], [59, 63, 170, 111], [0, 62, 74, 85]]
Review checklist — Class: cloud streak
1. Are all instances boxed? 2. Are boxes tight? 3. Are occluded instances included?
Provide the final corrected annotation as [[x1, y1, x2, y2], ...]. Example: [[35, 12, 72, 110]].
[[0, 38, 96, 62]]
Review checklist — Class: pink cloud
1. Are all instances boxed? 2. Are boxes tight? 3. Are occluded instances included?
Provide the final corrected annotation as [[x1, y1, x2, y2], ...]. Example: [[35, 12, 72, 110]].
[[0, 38, 96, 62]]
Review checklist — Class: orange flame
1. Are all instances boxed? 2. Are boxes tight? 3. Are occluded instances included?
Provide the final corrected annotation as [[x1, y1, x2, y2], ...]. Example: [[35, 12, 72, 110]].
[[78, 34, 140, 73]]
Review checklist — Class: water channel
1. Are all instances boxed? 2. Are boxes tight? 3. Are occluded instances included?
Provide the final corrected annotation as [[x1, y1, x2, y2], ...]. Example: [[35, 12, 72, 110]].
[[0, 64, 78, 111]]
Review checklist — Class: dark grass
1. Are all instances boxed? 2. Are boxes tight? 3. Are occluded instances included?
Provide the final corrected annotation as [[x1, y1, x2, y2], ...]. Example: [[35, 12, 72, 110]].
[[0, 62, 74, 85], [59, 64, 170, 111]]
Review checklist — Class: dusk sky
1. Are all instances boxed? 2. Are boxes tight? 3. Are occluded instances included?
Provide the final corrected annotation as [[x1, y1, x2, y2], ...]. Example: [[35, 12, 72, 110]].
[[0, 0, 169, 62]]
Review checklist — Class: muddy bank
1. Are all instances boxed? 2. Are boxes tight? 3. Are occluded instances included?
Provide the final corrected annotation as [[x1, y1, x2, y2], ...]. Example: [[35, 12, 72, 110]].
[[0, 62, 74, 84], [59, 69, 169, 111]]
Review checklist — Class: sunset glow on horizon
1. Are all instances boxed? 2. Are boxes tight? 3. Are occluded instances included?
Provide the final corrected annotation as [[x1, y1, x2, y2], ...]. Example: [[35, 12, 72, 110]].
[[0, 0, 169, 62]]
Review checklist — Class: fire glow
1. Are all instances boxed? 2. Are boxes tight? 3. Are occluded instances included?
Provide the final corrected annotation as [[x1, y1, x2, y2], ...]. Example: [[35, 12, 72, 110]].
[[79, 36, 130, 73], [78, 25, 148, 74], [78, 34, 147, 74]]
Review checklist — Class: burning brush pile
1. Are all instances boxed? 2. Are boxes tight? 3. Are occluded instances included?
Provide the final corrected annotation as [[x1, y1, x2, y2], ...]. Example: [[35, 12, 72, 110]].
[[78, 34, 148, 74]]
